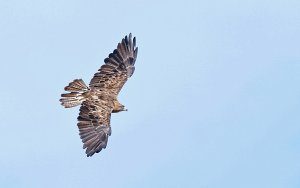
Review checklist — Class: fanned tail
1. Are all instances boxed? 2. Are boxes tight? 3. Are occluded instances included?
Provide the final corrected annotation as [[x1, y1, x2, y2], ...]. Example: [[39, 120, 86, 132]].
[[60, 79, 90, 108]]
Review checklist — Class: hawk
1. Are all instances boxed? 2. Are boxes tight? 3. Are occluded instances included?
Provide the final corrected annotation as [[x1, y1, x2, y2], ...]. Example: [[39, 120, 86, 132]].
[[60, 33, 138, 157]]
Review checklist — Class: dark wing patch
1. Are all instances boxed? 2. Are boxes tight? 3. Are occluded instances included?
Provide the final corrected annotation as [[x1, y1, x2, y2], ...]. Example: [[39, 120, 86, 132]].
[[89, 33, 138, 96], [77, 99, 113, 157]]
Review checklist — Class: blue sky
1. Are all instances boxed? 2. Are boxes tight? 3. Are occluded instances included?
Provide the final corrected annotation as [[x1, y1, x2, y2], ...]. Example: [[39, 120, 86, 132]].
[[0, 0, 299, 187]]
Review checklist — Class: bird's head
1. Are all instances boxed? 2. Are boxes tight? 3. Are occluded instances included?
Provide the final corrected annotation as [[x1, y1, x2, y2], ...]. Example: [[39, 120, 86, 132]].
[[112, 102, 128, 113]]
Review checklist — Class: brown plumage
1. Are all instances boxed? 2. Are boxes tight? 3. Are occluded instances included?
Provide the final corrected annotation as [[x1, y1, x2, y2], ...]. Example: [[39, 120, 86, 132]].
[[60, 33, 138, 157]]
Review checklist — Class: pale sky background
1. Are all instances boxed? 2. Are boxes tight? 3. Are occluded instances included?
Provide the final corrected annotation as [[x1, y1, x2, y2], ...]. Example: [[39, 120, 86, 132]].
[[0, 0, 299, 188]]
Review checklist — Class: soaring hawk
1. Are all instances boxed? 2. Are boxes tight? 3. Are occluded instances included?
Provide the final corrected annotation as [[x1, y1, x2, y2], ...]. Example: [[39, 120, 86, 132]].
[[60, 34, 138, 157]]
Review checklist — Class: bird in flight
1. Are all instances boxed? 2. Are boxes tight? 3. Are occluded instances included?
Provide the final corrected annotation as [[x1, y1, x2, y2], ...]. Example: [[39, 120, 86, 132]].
[[60, 33, 138, 157]]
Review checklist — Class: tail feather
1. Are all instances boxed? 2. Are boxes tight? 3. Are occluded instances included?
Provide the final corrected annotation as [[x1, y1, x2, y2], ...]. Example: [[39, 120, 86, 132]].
[[60, 79, 90, 108], [64, 79, 89, 92]]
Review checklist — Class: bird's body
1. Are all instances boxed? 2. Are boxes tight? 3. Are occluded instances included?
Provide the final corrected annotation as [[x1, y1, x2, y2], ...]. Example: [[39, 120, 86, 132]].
[[60, 34, 138, 157]]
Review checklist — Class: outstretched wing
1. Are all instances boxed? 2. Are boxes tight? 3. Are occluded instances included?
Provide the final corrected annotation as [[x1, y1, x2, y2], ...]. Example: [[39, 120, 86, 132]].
[[77, 99, 113, 157], [89, 33, 138, 96]]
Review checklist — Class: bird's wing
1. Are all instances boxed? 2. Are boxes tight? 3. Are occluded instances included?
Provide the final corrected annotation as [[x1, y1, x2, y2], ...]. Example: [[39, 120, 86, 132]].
[[77, 98, 113, 157], [89, 33, 138, 96]]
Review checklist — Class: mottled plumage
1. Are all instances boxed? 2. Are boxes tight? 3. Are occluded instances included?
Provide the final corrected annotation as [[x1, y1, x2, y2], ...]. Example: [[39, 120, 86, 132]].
[[60, 34, 138, 157]]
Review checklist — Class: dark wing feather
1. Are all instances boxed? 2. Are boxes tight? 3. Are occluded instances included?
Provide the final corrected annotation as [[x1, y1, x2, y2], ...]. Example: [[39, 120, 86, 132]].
[[77, 99, 113, 157], [89, 33, 138, 96]]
